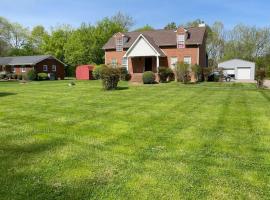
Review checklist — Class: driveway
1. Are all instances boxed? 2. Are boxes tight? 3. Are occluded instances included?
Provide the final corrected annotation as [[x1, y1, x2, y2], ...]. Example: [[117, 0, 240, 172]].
[[264, 80, 270, 88]]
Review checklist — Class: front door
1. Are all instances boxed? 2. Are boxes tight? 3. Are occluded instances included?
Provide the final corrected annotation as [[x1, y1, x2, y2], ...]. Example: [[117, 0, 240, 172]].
[[145, 57, 152, 71]]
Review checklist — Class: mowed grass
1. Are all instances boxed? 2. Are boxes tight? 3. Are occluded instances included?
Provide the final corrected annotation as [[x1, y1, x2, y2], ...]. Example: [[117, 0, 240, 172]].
[[0, 80, 270, 199]]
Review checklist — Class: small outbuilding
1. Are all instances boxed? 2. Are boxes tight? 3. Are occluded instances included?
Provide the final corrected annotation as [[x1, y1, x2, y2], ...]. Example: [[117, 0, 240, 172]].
[[218, 59, 255, 81], [76, 65, 95, 80]]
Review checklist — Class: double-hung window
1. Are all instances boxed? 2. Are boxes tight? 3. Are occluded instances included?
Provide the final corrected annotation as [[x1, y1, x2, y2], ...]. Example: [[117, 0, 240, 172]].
[[111, 58, 117, 67], [122, 57, 128, 68], [43, 65, 48, 71], [184, 56, 192, 65], [170, 57, 178, 69], [116, 38, 123, 52], [177, 34, 185, 49], [52, 65, 56, 72]]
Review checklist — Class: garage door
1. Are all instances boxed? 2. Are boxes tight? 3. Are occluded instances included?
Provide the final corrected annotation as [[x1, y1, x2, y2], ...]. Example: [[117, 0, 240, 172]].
[[237, 68, 251, 80]]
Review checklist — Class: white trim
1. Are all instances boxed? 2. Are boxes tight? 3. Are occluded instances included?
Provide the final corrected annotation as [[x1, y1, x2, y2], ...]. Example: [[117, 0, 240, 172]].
[[124, 34, 160, 58]]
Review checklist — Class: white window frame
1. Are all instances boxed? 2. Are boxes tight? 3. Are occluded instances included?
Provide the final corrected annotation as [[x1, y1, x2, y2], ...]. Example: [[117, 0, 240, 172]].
[[170, 57, 178, 68], [52, 65, 56, 72], [43, 65, 48, 72], [21, 66, 26, 72], [116, 37, 123, 52], [184, 56, 192, 65], [122, 57, 128, 68], [177, 34, 185, 49]]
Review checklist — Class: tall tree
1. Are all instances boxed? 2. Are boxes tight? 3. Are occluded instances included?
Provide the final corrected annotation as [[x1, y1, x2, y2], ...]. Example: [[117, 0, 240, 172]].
[[135, 24, 154, 31], [42, 25, 73, 61], [164, 22, 177, 30], [111, 12, 134, 31], [207, 22, 225, 67]]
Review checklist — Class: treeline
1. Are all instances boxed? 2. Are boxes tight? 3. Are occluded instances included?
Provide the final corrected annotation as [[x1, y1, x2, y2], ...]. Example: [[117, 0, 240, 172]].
[[1, 15, 270, 75]]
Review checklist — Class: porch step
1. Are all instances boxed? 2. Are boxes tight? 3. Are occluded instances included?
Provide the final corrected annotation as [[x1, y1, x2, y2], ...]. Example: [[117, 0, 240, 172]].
[[130, 73, 143, 82]]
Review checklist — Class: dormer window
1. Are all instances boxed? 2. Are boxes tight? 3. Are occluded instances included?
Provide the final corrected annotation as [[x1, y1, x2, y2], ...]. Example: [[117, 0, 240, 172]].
[[116, 37, 123, 52], [177, 34, 185, 49]]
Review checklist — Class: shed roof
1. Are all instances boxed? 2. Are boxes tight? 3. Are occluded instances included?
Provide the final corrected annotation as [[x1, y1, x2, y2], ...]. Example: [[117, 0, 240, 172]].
[[0, 55, 66, 66]]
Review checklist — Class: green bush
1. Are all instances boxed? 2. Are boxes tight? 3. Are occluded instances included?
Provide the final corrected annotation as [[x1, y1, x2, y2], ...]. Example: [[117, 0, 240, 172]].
[[143, 71, 156, 84], [17, 74, 22, 80], [0, 71, 7, 79], [6, 73, 13, 79], [37, 73, 48, 81], [11, 74, 17, 79], [158, 67, 169, 82], [100, 66, 120, 90], [27, 69, 37, 81], [191, 64, 203, 82], [167, 68, 175, 81], [93, 64, 107, 80], [117, 67, 130, 81], [158, 67, 174, 83], [175, 62, 191, 84]]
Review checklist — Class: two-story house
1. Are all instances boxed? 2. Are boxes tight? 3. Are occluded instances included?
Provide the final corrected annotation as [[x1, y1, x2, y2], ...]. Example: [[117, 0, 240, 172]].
[[102, 25, 208, 82]]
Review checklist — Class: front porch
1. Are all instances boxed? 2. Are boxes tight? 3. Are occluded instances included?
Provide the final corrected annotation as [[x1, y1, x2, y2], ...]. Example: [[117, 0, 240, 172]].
[[128, 56, 168, 82]]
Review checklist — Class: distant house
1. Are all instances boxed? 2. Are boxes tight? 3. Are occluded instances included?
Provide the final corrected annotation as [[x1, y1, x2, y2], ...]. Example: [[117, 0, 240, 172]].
[[102, 25, 208, 82], [0, 55, 66, 80], [218, 59, 255, 81]]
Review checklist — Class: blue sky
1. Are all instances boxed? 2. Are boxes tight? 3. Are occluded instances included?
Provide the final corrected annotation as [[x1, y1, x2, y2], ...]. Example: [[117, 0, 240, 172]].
[[1, 0, 269, 31]]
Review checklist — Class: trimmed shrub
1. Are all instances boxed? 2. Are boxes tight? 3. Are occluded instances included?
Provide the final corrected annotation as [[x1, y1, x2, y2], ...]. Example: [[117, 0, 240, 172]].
[[167, 68, 175, 82], [0, 71, 7, 79], [158, 67, 175, 83], [175, 62, 191, 84], [17, 74, 22, 80], [100, 66, 120, 90], [37, 73, 48, 81], [158, 67, 169, 82], [143, 71, 156, 84], [27, 69, 37, 81], [11, 74, 17, 80], [6, 73, 13, 80], [93, 64, 107, 80], [256, 68, 266, 88], [117, 67, 131, 81]]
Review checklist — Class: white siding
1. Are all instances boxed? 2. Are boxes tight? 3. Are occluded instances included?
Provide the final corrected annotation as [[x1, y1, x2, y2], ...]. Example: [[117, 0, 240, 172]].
[[127, 37, 157, 57]]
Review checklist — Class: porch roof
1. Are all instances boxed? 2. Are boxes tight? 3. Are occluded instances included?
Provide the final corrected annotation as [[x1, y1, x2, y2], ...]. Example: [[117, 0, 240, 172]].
[[124, 34, 166, 58]]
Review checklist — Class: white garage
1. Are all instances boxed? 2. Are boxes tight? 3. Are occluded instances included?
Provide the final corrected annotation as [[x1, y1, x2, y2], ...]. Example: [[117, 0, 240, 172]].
[[218, 59, 255, 81]]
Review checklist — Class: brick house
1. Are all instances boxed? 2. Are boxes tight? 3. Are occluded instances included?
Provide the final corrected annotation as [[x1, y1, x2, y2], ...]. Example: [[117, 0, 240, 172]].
[[103, 26, 208, 82], [0, 55, 66, 80]]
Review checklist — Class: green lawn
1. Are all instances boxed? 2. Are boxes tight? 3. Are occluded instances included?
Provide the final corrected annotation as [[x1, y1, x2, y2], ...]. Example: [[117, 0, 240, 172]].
[[1, 80, 270, 199]]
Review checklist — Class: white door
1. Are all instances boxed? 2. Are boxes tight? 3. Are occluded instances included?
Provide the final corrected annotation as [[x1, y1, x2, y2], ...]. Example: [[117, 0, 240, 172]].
[[237, 68, 251, 80]]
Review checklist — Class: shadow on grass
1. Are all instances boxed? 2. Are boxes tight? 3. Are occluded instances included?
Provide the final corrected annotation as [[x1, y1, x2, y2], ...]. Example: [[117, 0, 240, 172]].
[[0, 92, 16, 97], [116, 86, 129, 91]]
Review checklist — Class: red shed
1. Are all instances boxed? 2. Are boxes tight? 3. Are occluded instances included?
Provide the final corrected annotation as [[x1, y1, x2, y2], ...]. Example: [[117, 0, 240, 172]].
[[76, 65, 95, 80]]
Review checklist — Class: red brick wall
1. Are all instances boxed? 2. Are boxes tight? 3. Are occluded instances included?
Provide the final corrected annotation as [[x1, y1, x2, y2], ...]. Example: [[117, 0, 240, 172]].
[[105, 49, 126, 66], [0, 58, 65, 79], [161, 46, 199, 67], [35, 58, 65, 79]]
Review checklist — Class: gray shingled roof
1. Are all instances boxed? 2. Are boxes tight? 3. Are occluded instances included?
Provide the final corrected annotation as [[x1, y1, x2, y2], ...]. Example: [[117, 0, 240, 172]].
[[103, 27, 206, 50], [0, 55, 64, 65]]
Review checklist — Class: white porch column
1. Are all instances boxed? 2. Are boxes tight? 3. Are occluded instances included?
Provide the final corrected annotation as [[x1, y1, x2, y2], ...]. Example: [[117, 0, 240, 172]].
[[156, 56, 159, 71], [127, 56, 129, 72]]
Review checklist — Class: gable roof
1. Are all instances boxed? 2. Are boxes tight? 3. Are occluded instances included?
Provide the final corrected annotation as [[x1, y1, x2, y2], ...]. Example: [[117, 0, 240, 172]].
[[219, 59, 255, 65], [0, 55, 66, 66], [103, 27, 206, 50]]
